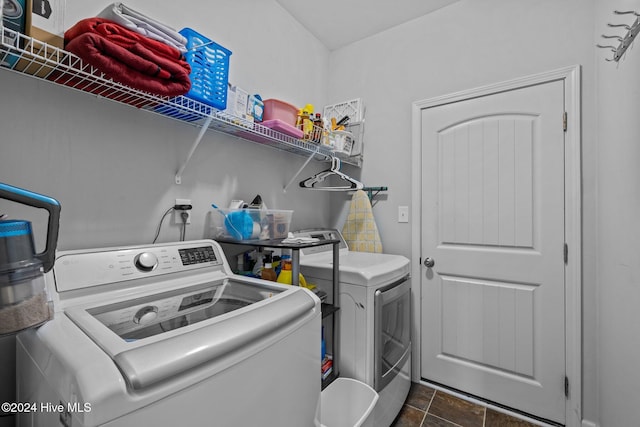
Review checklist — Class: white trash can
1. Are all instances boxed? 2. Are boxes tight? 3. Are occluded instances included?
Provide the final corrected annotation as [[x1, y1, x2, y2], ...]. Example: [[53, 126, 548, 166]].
[[320, 378, 379, 427]]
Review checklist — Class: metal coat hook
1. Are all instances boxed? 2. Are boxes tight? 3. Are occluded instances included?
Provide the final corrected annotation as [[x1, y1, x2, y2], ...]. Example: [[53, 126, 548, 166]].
[[607, 23, 632, 30], [598, 10, 640, 62]]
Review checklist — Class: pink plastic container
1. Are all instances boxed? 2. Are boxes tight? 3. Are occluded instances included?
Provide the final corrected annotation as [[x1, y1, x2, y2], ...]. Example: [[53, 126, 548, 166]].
[[260, 119, 304, 139], [262, 99, 299, 126]]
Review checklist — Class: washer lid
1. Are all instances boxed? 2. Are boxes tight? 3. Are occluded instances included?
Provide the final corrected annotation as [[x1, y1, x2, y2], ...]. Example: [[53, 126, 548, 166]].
[[65, 280, 317, 390], [300, 251, 410, 287]]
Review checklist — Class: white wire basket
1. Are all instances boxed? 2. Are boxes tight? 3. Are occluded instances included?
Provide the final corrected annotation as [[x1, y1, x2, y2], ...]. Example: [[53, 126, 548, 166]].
[[323, 98, 364, 123]]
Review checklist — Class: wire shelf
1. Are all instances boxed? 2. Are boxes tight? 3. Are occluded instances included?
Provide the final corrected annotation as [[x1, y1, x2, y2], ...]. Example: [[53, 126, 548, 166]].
[[0, 26, 362, 171]]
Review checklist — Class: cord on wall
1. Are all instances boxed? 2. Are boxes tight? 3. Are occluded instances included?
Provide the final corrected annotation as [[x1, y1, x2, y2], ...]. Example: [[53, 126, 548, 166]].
[[152, 207, 174, 244], [152, 201, 192, 243]]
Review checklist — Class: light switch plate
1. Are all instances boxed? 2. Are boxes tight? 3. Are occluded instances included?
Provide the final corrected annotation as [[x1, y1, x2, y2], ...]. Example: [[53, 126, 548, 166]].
[[398, 206, 409, 223]]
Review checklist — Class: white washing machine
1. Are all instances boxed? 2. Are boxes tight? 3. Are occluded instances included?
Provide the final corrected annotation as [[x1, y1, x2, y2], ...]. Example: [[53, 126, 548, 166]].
[[16, 240, 321, 427], [293, 229, 411, 427]]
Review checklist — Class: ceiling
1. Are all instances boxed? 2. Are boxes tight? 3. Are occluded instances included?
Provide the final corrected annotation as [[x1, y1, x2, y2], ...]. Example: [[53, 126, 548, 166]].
[[275, 0, 460, 51]]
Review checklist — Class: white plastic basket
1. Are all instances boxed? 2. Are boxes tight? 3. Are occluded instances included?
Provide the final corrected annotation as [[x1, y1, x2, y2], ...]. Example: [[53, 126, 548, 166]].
[[328, 130, 354, 156], [320, 378, 378, 427], [323, 98, 364, 123]]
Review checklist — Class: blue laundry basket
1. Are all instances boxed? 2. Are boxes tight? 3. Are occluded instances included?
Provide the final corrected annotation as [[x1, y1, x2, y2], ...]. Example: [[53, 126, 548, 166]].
[[155, 28, 231, 122], [180, 27, 232, 110]]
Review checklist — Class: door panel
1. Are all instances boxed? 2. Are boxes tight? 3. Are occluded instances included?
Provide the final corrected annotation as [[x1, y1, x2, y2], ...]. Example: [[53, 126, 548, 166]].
[[420, 80, 565, 423], [439, 115, 537, 248], [440, 276, 535, 377]]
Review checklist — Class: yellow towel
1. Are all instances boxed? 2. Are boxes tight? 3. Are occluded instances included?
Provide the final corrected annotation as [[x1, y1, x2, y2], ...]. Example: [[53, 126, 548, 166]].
[[341, 190, 383, 253]]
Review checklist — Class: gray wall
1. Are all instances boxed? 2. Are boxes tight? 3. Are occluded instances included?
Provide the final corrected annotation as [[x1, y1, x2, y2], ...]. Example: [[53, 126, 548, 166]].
[[0, 1, 333, 425], [5, 1, 640, 426], [594, 1, 640, 426], [326, 0, 600, 425], [2, 0, 335, 248]]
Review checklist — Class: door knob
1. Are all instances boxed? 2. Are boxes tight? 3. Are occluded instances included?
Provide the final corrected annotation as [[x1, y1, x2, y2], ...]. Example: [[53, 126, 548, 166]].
[[424, 257, 435, 268]]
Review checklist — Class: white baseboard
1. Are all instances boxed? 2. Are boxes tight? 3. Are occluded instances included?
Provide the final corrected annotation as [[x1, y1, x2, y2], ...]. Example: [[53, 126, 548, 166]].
[[582, 420, 598, 427]]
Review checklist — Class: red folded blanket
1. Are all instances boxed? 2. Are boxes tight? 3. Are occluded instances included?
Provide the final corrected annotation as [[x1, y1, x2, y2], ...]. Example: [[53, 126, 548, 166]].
[[64, 18, 191, 97]]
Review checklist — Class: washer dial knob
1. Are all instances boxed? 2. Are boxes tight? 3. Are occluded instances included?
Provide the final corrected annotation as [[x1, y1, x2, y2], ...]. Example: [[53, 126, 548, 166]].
[[133, 306, 158, 324], [135, 252, 158, 271]]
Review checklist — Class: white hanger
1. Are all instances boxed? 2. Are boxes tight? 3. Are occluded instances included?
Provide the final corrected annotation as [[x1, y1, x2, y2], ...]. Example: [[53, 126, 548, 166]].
[[299, 157, 364, 191]]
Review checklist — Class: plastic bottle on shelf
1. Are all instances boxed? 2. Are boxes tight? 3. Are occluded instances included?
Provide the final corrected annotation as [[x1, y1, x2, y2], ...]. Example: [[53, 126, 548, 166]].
[[298, 104, 314, 139], [276, 259, 308, 287], [276, 260, 293, 284], [261, 254, 277, 282], [313, 113, 323, 143], [251, 250, 263, 276]]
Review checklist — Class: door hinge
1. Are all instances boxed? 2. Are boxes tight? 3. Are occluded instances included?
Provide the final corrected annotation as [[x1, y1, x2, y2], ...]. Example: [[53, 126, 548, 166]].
[[565, 376, 569, 398], [564, 243, 568, 264], [563, 112, 568, 132]]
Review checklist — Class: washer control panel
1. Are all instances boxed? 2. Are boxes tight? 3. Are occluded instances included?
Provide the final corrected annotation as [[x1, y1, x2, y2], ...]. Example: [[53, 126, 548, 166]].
[[53, 241, 225, 293]]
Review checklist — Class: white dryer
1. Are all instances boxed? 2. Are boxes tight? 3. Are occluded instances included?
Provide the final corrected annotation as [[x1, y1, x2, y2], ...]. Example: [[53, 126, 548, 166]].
[[293, 229, 411, 427], [16, 240, 321, 427]]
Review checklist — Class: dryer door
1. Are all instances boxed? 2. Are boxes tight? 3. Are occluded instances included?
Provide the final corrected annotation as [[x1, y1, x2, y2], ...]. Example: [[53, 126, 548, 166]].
[[374, 275, 411, 391]]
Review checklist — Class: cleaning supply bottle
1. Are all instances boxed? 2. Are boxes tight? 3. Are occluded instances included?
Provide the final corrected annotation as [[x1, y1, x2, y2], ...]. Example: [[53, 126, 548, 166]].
[[312, 112, 323, 143], [276, 259, 308, 287], [261, 254, 277, 281], [299, 104, 314, 139], [251, 250, 263, 276], [276, 259, 293, 285]]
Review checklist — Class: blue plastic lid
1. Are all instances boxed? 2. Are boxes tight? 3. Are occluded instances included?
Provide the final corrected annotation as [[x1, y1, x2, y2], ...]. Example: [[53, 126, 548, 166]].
[[0, 220, 32, 238]]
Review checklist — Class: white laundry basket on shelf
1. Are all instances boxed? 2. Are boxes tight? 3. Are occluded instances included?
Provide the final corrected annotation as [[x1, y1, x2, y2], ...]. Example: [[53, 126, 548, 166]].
[[320, 378, 379, 427]]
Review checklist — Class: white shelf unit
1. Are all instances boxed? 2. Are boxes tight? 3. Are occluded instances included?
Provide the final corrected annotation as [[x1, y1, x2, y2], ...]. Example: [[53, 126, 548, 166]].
[[0, 27, 362, 183]]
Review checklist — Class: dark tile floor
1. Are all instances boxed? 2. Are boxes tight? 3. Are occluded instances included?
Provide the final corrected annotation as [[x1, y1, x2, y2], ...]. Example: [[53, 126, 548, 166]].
[[390, 383, 544, 427]]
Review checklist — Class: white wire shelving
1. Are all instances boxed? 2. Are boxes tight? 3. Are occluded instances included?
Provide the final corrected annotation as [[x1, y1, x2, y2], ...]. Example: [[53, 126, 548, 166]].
[[0, 26, 362, 183]]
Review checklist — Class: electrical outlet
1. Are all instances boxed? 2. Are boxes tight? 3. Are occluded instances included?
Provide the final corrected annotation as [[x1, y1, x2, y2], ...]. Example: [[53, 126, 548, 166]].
[[398, 206, 409, 223], [175, 198, 191, 224]]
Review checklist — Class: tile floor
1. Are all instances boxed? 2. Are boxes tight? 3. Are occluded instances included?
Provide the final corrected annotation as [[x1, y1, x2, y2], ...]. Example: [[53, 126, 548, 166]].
[[390, 383, 545, 427]]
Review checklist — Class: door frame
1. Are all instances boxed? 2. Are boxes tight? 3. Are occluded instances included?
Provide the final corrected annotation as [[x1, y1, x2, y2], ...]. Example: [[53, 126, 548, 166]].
[[410, 65, 582, 426]]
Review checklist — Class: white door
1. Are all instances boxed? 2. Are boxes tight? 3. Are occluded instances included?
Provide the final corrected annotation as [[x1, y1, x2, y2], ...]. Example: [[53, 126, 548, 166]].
[[420, 80, 566, 424]]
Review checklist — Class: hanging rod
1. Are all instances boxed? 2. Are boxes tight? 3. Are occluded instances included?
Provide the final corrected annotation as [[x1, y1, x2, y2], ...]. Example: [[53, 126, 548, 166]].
[[598, 10, 640, 62], [361, 186, 387, 205]]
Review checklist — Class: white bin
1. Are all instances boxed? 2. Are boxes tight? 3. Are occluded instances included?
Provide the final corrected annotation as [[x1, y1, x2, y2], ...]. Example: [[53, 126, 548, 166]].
[[320, 378, 379, 427]]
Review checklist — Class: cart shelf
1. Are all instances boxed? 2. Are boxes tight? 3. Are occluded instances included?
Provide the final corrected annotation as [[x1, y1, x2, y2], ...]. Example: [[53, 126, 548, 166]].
[[216, 236, 341, 389]]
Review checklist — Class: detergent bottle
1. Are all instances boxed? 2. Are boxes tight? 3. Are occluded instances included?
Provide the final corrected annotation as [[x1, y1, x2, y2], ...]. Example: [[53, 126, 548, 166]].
[[276, 259, 308, 287], [297, 104, 315, 139], [261, 254, 277, 282]]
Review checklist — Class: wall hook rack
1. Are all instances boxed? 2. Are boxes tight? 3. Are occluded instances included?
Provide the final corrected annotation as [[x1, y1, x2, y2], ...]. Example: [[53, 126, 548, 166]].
[[361, 186, 388, 206], [598, 10, 640, 62]]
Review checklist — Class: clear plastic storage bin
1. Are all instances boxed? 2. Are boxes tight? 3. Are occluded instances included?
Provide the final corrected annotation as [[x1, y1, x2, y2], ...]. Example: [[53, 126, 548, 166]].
[[211, 209, 293, 241]]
